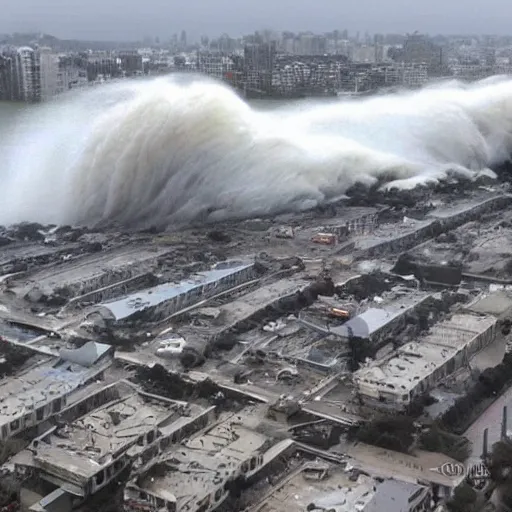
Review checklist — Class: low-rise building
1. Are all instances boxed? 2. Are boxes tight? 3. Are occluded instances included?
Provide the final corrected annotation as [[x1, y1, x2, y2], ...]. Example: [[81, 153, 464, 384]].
[[0, 342, 112, 441], [354, 313, 497, 408], [93, 260, 256, 327], [125, 409, 272, 512], [13, 384, 211, 508]]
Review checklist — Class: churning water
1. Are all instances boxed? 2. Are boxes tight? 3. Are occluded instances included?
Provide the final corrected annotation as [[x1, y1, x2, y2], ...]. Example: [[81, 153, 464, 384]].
[[0, 74, 511, 229]]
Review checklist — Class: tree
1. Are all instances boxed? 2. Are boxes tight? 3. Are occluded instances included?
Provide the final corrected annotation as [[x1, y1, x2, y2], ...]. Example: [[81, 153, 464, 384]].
[[447, 483, 477, 512]]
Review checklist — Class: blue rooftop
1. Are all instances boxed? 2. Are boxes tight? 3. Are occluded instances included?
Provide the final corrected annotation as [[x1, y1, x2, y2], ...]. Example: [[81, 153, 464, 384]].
[[100, 261, 253, 321]]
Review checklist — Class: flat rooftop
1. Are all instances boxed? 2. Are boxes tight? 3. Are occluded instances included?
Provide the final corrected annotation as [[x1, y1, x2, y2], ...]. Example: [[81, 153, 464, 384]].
[[137, 410, 269, 509], [29, 391, 187, 479], [466, 291, 512, 317], [100, 260, 254, 321], [249, 462, 376, 512], [0, 357, 106, 427], [9, 245, 169, 299], [354, 313, 497, 394]]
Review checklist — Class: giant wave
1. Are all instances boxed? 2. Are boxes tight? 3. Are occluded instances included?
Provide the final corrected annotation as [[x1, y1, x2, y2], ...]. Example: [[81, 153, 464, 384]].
[[1, 74, 512, 229]]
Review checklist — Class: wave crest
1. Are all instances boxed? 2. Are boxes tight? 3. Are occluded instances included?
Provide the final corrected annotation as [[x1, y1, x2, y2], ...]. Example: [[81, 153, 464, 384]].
[[2, 75, 512, 228]]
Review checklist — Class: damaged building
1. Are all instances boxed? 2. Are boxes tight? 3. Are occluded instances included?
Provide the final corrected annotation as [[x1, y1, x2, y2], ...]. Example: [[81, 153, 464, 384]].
[[13, 382, 213, 511], [353, 313, 497, 408], [89, 260, 256, 328], [0, 341, 112, 441], [124, 407, 277, 512], [2, 185, 512, 512]]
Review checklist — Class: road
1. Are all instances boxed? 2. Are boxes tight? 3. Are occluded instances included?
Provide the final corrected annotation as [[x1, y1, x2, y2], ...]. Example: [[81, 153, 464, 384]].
[[464, 385, 512, 459]]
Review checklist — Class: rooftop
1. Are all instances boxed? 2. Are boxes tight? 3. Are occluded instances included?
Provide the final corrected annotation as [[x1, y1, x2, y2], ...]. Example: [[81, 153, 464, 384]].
[[330, 291, 431, 339], [354, 313, 497, 393], [0, 354, 107, 426], [10, 245, 168, 299], [100, 260, 254, 321], [29, 391, 184, 479], [137, 410, 269, 508], [364, 479, 429, 512], [250, 462, 376, 512], [466, 291, 512, 317]]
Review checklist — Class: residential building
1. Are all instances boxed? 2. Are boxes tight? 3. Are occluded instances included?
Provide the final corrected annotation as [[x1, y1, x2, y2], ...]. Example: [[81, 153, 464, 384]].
[[39, 47, 59, 101], [16, 47, 41, 102]]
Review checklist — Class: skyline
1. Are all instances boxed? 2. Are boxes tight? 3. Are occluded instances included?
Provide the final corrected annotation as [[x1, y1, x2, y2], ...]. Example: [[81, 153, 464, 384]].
[[0, 0, 511, 42]]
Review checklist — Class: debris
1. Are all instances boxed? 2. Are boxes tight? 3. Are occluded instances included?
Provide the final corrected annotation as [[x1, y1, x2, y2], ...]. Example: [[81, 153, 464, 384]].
[[311, 233, 336, 245], [274, 226, 294, 239], [207, 230, 231, 243]]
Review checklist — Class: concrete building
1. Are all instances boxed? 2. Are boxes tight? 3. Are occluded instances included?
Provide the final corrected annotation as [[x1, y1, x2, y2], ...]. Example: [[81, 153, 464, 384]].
[[0, 342, 112, 441], [354, 313, 497, 408], [39, 48, 59, 101], [13, 384, 210, 510], [326, 292, 434, 347], [0, 47, 20, 101], [125, 408, 271, 512], [244, 42, 275, 94], [93, 260, 256, 326], [16, 47, 41, 102], [118, 51, 143, 76]]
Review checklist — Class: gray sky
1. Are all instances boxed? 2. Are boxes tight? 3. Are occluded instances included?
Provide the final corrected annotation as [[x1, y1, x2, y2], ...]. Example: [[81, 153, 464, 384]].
[[0, 0, 509, 41]]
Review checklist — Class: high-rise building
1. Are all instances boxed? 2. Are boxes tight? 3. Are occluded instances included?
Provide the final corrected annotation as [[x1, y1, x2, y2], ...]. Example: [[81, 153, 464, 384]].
[[0, 48, 20, 101], [39, 47, 59, 101], [180, 30, 187, 49], [16, 47, 41, 102], [244, 41, 276, 93]]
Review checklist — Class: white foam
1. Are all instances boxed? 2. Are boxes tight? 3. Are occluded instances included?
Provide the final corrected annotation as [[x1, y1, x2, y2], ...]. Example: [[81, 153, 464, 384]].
[[0, 75, 511, 228]]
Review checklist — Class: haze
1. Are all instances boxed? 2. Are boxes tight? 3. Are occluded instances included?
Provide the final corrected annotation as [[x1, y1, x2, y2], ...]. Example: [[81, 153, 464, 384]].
[[0, 0, 509, 41]]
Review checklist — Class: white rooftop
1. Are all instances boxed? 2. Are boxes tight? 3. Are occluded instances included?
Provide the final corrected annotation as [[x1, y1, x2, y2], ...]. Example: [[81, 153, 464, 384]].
[[100, 261, 253, 321], [354, 313, 497, 395], [0, 359, 104, 426]]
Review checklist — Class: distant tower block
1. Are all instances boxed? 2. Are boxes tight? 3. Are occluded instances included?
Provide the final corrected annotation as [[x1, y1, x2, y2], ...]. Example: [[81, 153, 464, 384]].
[[482, 428, 488, 460], [502, 406, 508, 440]]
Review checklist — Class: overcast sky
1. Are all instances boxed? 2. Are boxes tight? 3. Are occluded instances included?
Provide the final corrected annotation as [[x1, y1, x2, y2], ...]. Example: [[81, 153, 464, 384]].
[[0, 0, 509, 41]]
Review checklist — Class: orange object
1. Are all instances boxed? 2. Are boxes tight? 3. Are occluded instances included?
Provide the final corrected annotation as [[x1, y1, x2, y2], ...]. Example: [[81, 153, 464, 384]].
[[312, 233, 336, 245], [329, 308, 350, 319]]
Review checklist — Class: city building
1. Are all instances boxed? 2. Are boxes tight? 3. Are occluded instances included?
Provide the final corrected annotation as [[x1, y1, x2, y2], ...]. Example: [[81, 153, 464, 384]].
[[91, 260, 256, 327], [39, 47, 59, 101], [353, 313, 497, 408], [13, 382, 210, 509], [244, 42, 276, 94], [15, 47, 41, 102], [125, 407, 273, 512], [0, 48, 19, 100], [0, 342, 112, 441]]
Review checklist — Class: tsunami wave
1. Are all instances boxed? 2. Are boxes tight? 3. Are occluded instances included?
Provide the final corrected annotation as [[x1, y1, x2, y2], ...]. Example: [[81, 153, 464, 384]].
[[1, 74, 512, 229]]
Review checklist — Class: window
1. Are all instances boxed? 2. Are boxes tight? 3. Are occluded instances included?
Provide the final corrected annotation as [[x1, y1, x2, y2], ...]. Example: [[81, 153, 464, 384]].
[[114, 459, 123, 472], [155, 498, 165, 508], [95, 471, 105, 486], [1, 425, 7, 439], [36, 408, 44, 421], [52, 398, 62, 414], [215, 489, 223, 502], [10, 419, 20, 432], [147, 431, 155, 444], [250, 457, 256, 471], [137, 436, 144, 446], [241, 462, 249, 474]]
